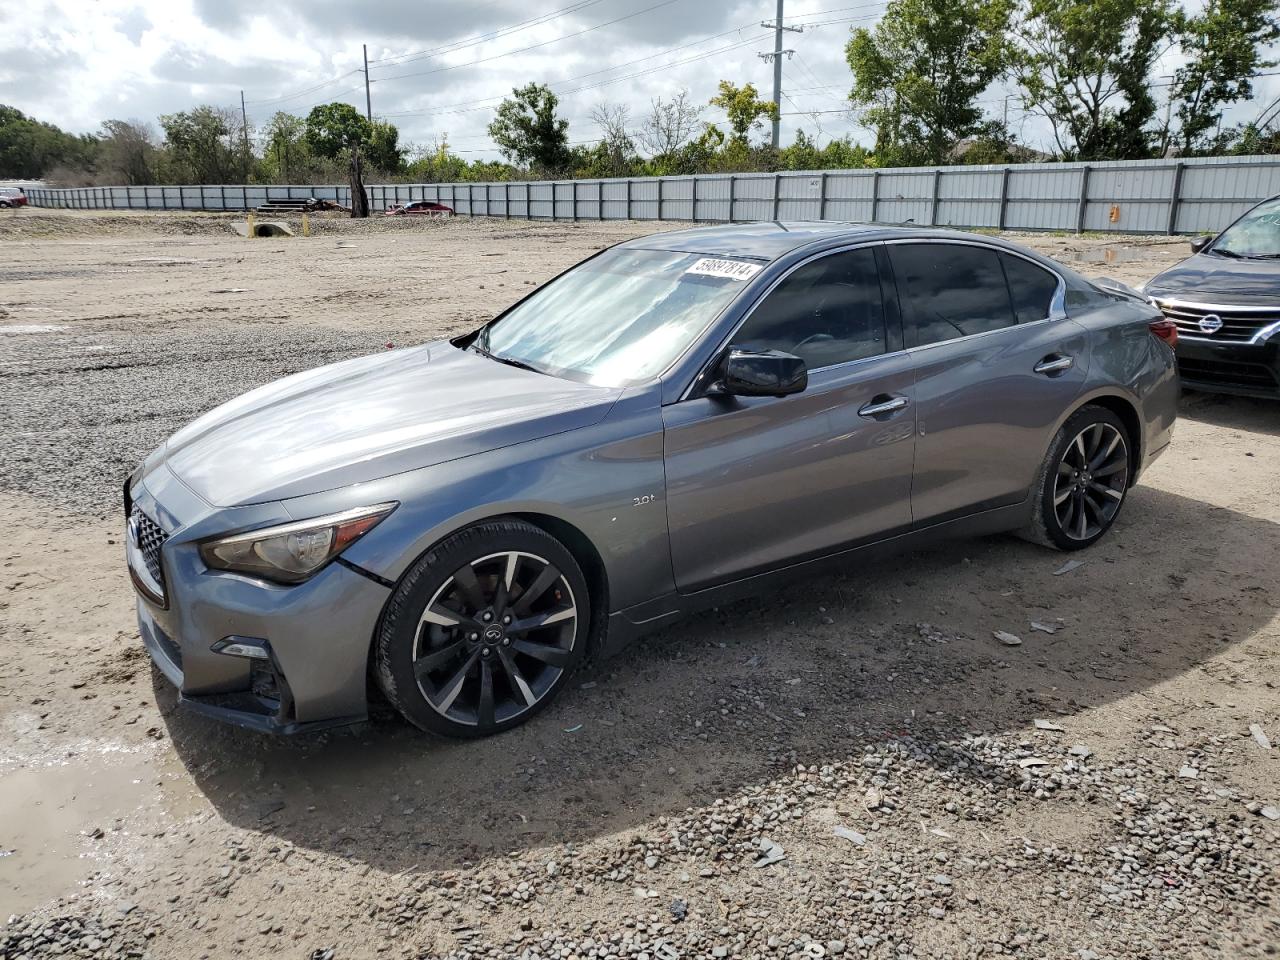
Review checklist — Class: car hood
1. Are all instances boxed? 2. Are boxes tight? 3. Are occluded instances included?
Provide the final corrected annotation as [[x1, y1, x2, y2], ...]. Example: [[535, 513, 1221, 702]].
[[1145, 253, 1280, 306], [157, 342, 621, 507]]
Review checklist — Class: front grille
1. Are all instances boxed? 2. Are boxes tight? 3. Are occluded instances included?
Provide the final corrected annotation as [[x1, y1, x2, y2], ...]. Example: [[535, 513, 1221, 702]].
[[131, 506, 168, 590], [1178, 357, 1279, 391], [1153, 298, 1280, 343]]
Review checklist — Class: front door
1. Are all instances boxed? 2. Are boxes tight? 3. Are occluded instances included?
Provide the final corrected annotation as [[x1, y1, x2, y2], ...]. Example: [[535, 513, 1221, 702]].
[[885, 241, 1090, 525], [662, 245, 917, 591]]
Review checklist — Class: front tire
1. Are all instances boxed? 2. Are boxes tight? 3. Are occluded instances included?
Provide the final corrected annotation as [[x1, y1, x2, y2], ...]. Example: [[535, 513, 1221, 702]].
[[1024, 405, 1132, 551], [375, 519, 589, 738]]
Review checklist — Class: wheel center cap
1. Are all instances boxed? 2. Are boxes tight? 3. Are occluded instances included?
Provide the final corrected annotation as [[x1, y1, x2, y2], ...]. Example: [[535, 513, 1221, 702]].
[[482, 624, 506, 645]]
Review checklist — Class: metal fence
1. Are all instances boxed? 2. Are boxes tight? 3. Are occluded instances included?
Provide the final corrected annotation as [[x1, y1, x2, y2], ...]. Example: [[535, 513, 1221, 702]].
[[23, 154, 1280, 235]]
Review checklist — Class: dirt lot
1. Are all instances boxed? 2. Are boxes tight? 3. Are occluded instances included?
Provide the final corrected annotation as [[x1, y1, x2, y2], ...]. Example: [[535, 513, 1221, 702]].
[[0, 209, 1276, 960]]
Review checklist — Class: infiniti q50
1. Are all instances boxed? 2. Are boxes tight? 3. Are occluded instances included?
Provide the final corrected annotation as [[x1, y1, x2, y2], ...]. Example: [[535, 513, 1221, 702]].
[[124, 222, 1179, 738]]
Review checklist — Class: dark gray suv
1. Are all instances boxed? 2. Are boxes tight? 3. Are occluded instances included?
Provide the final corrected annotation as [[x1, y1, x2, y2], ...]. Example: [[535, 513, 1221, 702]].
[[124, 223, 1179, 738]]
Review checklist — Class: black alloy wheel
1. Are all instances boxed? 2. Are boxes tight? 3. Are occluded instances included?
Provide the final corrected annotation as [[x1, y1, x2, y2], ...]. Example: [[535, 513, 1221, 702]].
[[1024, 404, 1133, 551], [1052, 421, 1130, 542], [376, 520, 589, 738]]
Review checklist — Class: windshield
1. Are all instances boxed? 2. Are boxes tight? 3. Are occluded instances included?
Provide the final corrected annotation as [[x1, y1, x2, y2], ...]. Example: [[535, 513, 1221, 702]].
[[474, 247, 760, 387], [1213, 197, 1280, 259]]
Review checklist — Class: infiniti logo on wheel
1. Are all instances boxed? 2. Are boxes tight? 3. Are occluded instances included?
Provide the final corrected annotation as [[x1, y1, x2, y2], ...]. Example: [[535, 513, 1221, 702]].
[[1198, 313, 1224, 334], [483, 625, 504, 642]]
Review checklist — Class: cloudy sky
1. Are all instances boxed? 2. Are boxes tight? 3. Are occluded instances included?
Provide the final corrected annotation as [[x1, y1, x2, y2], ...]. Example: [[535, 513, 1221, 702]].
[[0, 0, 1276, 161]]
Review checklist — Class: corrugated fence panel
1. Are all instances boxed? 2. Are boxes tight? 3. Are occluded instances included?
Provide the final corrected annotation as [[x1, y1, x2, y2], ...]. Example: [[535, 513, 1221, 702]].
[[732, 174, 775, 222], [22, 155, 1280, 233], [693, 176, 731, 222]]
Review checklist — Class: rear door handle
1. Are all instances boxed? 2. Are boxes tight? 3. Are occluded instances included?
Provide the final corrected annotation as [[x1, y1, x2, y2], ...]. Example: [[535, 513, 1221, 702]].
[[1034, 355, 1074, 375], [858, 394, 909, 418]]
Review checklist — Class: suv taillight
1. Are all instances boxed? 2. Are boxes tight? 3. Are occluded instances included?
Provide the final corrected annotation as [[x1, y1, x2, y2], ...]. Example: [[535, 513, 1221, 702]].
[[1149, 318, 1178, 348]]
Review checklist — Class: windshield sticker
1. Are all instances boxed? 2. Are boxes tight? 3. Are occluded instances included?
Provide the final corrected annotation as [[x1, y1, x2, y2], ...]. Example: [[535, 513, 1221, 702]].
[[685, 257, 762, 281]]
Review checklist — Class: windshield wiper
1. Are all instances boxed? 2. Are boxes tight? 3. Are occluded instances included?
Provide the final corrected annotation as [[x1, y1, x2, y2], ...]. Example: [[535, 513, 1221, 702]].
[[1212, 248, 1246, 259], [470, 342, 548, 376]]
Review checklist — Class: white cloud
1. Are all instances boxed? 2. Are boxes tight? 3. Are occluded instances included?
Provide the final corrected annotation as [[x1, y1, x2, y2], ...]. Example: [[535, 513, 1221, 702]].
[[0, 0, 1274, 163]]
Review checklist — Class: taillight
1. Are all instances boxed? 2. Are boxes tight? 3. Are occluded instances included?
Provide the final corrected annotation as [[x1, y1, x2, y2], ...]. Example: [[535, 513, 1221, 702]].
[[1149, 318, 1178, 348]]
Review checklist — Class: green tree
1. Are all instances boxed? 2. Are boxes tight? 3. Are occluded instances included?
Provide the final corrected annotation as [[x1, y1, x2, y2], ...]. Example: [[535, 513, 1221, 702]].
[[707, 81, 779, 146], [159, 105, 240, 182], [263, 112, 307, 181], [845, 0, 1013, 166], [98, 119, 157, 184], [1166, 0, 1279, 155], [304, 102, 372, 159], [0, 105, 98, 179], [488, 83, 571, 172], [366, 120, 406, 173], [1015, 0, 1178, 160], [778, 130, 874, 171]]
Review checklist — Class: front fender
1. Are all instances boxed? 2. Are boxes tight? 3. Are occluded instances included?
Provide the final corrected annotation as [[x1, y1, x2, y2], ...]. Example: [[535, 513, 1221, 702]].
[[281, 387, 673, 615]]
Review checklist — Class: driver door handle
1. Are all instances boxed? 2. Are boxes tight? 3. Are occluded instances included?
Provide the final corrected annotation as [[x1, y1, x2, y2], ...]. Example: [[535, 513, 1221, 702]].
[[1034, 355, 1074, 375], [858, 394, 909, 418]]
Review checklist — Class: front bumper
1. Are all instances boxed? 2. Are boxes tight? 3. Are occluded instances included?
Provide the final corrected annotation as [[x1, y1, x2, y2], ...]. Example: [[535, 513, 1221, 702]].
[[128, 472, 393, 734], [1176, 336, 1280, 399]]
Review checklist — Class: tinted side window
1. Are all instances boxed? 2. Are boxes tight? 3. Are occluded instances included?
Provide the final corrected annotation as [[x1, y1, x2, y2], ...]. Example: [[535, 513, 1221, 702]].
[[731, 248, 885, 370], [1001, 253, 1059, 323], [889, 244, 1015, 347]]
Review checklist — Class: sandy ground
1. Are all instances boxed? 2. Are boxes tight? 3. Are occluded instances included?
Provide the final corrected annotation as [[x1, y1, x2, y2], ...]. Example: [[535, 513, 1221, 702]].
[[0, 209, 1276, 960]]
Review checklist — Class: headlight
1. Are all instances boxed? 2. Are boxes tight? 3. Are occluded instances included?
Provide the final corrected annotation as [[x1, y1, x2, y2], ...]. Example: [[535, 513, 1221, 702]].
[[199, 503, 397, 584]]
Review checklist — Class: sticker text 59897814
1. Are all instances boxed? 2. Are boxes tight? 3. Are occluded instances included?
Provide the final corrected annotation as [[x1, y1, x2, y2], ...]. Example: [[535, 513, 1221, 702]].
[[685, 257, 763, 281]]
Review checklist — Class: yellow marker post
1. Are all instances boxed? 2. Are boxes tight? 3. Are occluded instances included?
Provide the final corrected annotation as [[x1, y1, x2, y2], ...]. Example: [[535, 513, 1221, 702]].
[[301, 213, 311, 237], [246, 211, 256, 238]]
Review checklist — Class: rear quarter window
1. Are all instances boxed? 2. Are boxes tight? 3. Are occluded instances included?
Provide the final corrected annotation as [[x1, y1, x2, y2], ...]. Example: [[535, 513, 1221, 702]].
[[1000, 253, 1059, 323]]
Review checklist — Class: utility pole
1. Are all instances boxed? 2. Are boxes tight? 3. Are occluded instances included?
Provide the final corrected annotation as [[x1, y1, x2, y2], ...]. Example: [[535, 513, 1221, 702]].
[[240, 90, 251, 180], [758, 0, 802, 149], [363, 44, 373, 121]]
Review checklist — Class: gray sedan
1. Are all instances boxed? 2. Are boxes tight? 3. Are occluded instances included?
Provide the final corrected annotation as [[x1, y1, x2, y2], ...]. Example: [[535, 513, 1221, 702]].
[[124, 222, 1179, 738]]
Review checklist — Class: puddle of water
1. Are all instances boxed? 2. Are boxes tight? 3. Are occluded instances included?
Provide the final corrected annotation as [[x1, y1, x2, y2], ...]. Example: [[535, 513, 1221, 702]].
[[0, 741, 197, 914], [1057, 247, 1153, 265], [0, 324, 68, 334]]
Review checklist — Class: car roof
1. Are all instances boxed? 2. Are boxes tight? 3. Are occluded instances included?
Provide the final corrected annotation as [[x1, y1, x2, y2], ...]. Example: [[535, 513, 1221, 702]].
[[618, 221, 1003, 262]]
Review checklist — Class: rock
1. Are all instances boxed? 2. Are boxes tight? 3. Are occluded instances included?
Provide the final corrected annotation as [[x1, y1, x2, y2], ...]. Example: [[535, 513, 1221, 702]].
[[1029, 621, 1061, 634], [1034, 719, 1065, 732], [1053, 559, 1084, 575], [1259, 805, 1280, 821], [754, 837, 786, 868], [670, 899, 687, 921], [1177, 766, 1199, 779], [1249, 724, 1271, 750], [993, 630, 1023, 647], [833, 826, 867, 846]]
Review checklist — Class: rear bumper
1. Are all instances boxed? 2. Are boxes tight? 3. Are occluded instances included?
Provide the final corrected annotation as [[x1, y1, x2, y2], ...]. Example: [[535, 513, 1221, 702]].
[[1176, 338, 1280, 399]]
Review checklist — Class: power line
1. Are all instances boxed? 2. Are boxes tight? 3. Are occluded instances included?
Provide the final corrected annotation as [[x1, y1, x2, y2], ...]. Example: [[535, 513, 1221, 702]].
[[243, 70, 361, 107], [378, 34, 765, 121], [372, 0, 688, 85], [369, 0, 609, 68]]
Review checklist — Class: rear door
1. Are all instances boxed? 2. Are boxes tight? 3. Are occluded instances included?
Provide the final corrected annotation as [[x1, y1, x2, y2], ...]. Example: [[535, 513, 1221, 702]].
[[662, 245, 917, 590], [886, 241, 1089, 525]]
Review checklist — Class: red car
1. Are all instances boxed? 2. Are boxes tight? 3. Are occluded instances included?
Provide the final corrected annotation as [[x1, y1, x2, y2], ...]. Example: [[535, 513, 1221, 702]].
[[0, 187, 28, 208], [384, 200, 452, 217]]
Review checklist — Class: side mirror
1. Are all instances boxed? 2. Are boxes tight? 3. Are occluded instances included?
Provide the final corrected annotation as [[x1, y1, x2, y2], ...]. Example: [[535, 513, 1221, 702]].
[[1189, 235, 1214, 254], [718, 348, 807, 398]]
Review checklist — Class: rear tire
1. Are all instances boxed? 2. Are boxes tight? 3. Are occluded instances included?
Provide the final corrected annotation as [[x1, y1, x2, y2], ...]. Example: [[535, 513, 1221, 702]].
[[375, 519, 589, 738], [1022, 405, 1132, 551]]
